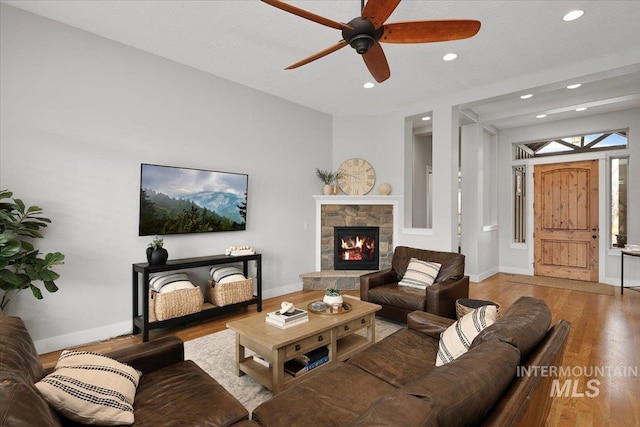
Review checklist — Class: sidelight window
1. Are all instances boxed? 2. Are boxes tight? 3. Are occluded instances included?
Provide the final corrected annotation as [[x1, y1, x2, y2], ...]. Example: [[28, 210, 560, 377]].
[[513, 166, 526, 243], [611, 157, 628, 248]]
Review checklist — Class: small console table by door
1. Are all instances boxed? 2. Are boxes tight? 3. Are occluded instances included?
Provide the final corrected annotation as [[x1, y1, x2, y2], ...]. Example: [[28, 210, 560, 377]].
[[621, 250, 640, 295], [132, 253, 262, 341]]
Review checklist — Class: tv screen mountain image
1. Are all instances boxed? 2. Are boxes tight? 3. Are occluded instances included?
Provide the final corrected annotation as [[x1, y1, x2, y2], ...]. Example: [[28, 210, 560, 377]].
[[139, 163, 248, 235]]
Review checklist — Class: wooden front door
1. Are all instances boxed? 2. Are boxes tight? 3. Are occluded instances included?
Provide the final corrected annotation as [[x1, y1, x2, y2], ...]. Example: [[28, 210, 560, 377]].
[[534, 160, 599, 281]]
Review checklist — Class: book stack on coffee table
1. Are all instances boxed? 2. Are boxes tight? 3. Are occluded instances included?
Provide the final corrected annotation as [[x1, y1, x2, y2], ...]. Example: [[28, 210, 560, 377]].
[[265, 307, 308, 329], [283, 346, 329, 377]]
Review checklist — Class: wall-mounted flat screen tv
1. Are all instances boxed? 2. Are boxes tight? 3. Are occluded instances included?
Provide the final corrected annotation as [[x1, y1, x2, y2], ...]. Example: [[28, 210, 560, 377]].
[[139, 163, 248, 236]]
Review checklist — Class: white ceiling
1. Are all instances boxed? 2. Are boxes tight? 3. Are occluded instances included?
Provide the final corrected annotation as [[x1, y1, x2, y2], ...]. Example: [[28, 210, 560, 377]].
[[3, 0, 640, 129]]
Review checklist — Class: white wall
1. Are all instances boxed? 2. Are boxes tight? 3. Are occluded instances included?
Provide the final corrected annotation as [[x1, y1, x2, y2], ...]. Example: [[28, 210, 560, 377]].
[[497, 108, 640, 285], [0, 5, 332, 352], [332, 104, 465, 253], [332, 112, 459, 252], [331, 114, 404, 196], [460, 123, 500, 282]]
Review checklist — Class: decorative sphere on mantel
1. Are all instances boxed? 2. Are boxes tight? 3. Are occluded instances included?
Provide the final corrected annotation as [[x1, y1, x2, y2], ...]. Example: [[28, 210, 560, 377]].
[[378, 183, 392, 195]]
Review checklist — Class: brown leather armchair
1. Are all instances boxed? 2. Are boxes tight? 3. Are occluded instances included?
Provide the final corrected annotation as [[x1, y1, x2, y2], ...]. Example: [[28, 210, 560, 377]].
[[360, 246, 469, 322]]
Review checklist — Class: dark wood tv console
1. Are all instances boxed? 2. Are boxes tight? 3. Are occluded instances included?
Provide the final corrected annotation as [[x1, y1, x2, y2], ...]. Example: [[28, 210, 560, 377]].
[[132, 253, 262, 341]]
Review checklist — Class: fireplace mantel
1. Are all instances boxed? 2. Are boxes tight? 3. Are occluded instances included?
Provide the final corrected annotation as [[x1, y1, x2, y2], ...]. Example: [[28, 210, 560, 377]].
[[314, 195, 401, 271]]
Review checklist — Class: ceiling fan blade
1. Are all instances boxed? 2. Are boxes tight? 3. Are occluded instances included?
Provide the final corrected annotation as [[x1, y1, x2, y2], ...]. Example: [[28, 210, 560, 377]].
[[361, 0, 401, 29], [362, 42, 390, 83], [381, 20, 481, 43], [261, 0, 353, 31], [285, 40, 349, 70]]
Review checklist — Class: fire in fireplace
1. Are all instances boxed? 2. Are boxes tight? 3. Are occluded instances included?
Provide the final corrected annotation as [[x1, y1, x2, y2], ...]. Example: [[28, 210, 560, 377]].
[[334, 226, 379, 270]]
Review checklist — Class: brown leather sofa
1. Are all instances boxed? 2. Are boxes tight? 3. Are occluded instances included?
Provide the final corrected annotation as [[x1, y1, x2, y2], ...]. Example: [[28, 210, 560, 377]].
[[0, 315, 252, 427], [360, 246, 469, 321], [251, 296, 571, 427]]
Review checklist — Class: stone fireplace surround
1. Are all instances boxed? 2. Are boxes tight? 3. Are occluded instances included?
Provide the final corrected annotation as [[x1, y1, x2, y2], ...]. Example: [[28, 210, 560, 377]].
[[301, 195, 401, 291]]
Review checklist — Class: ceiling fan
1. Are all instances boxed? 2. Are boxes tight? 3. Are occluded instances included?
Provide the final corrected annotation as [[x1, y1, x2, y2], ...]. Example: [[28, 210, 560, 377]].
[[261, 0, 481, 83]]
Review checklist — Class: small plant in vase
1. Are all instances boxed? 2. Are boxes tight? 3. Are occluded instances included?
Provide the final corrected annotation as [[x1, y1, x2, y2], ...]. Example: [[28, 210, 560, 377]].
[[315, 168, 342, 195], [146, 235, 168, 265], [323, 286, 343, 305]]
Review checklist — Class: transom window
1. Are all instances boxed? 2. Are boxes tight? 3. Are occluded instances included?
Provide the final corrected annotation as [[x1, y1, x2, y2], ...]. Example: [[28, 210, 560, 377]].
[[514, 130, 627, 159]]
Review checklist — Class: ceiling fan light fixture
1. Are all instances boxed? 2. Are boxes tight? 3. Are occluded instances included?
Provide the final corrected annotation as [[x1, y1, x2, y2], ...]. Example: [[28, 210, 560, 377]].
[[363, 82, 375, 89], [262, 0, 482, 83], [443, 53, 458, 61], [342, 17, 381, 54], [349, 34, 375, 54]]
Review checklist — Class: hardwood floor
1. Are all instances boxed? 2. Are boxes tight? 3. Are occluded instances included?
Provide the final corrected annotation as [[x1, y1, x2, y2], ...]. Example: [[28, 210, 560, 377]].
[[40, 274, 640, 426]]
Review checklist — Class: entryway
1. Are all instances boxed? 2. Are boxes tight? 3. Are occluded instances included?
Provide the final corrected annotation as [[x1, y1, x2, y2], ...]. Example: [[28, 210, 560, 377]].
[[533, 160, 599, 281]]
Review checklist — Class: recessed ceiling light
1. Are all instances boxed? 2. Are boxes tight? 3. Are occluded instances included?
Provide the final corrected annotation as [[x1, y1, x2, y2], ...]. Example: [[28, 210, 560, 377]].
[[363, 82, 374, 89], [443, 53, 457, 61], [567, 83, 582, 89], [576, 107, 587, 112], [520, 94, 533, 99], [536, 114, 547, 119], [563, 10, 584, 22], [421, 116, 432, 121]]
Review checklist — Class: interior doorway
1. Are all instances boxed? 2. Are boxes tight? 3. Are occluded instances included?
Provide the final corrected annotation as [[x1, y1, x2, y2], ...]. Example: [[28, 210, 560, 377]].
[[533, 160, 599, 281]]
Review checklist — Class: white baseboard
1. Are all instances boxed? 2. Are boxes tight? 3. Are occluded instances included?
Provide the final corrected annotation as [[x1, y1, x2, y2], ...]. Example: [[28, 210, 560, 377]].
[[470, 267, 500, 283], [605, 276, 639, 288], [34, 320, 132, 355], [262, 282, 303, 300], [35, 282, 305, 355]]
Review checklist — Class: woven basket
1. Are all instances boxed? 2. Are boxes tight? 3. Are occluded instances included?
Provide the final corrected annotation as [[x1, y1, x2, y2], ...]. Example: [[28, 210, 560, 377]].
[[455, 299, 501, 320], [207, 278, 253, 307], [149, 287, 203, 322]]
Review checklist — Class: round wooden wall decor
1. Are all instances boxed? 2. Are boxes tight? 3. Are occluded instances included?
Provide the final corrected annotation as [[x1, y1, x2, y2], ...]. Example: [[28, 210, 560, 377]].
[[337, 158, 376, 195]]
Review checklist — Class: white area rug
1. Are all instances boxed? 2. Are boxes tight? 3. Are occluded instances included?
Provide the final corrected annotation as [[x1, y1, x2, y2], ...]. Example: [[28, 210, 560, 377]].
[[184, 318, 404, 412]]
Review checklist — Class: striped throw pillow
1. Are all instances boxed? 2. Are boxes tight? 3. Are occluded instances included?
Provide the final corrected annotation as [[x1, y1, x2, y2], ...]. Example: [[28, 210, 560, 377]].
[[398, 258, 441, 289], [436, 305, 497, 366], [210, 266, 246, 283], [149, 272, 192, 292], [35, 351, 141, 425]]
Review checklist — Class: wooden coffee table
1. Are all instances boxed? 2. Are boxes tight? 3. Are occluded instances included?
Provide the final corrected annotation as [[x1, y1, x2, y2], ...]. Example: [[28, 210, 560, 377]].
[[226, 297, 381, 394]]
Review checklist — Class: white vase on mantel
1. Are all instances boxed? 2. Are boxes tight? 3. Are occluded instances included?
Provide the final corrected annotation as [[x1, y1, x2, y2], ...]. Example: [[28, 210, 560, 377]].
[[323, 294, 343, 305], [322, 184, 332, 195]]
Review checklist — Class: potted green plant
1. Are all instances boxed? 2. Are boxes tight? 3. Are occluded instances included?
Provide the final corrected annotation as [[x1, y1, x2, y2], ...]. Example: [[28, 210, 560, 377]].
[[0, 190, 65, 310], [315, 168, 342, 195], [323, 286, 343, 305], [146, 235, 168, 265]]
